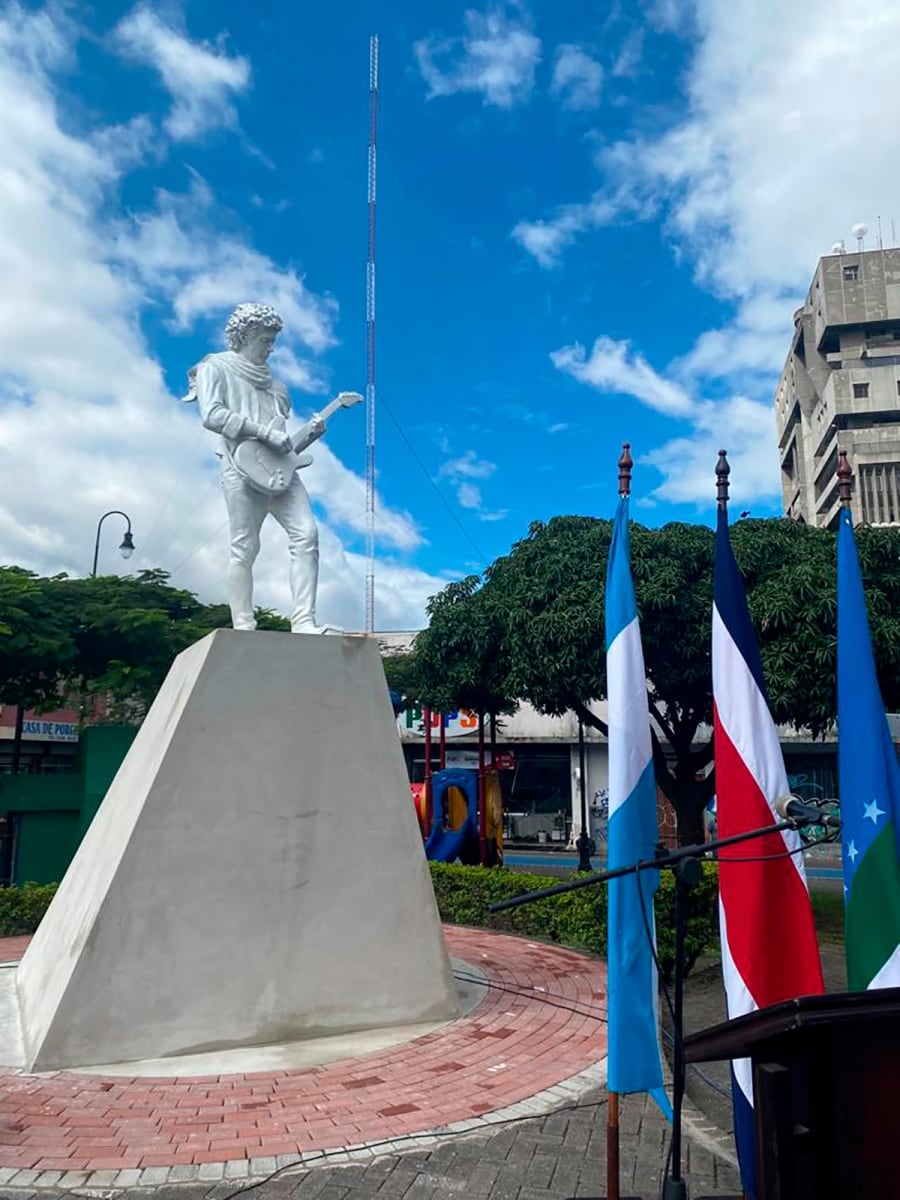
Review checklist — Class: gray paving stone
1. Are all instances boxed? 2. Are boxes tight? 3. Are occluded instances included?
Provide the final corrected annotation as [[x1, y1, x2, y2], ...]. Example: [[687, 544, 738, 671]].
[[0, 1083, 742, 1200], [250, 1157, 280, 1177], [168, 1164, 200, 1182], [57, 1173, 90, 1189], [140, 1166, 173, 1185], [85, 1170, 120, 1187], [114, 1168, 143, 1187]]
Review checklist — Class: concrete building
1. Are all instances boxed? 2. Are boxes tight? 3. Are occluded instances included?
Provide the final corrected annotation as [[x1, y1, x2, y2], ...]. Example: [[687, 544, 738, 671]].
[[776, 247, 900, 528]]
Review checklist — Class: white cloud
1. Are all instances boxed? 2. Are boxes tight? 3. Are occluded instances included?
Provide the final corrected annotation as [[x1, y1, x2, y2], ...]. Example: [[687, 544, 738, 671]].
[[552, 338, 694, 418], [612, 29, 643, 78], [90, 114, 160, 169], [604, 6, 900, 302], [511, 189, 643, 268], [437, 450, 506, 521], [672, 292, 796, 385], [550, 44, 602, 111], [414, 6, 541, 109], [457, 482, 483, 509], [530, 1, 900, 309], [527, 1, 900, 504], [109, 174, 338, 360], [439, 449, 496, 481], [303, 445, 422, 554], [113, 6, 250, 141], [0, 4, 441, 633], [511, 195, 615, 268], [551, 335, 777, 505], [641, 0, 692, 33], [267, 345, 327, 393], [640, 396, 779, 507], [548, 422, 569, 433]]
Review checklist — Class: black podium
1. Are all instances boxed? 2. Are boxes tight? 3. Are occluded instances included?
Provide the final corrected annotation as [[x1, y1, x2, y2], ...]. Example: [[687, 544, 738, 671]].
[[684, 987, 900, 1199]]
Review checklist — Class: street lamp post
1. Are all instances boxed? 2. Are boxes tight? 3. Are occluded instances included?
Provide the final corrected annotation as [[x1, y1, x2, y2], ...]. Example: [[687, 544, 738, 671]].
[[91, 511, 135, 577], [575, 717, 594, 872]]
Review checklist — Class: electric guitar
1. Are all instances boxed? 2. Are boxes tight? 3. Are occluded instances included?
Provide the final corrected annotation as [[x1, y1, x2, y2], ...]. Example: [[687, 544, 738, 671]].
[[233, 391, 364, 496]]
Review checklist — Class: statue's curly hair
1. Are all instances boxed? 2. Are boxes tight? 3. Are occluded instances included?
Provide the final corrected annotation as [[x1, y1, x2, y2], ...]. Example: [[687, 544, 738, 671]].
[[224, 303, 283, 351]]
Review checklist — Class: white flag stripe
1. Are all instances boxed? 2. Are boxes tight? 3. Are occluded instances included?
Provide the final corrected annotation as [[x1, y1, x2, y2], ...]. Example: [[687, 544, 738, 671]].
[[717, 895, 755, 1105], [712, 607, 808, 881], [607, 616, 652, 818], [869, 943, 900, 990]]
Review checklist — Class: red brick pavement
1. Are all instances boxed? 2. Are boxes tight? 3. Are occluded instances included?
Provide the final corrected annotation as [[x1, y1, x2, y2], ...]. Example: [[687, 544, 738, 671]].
[[0, 928, 607, 1172]]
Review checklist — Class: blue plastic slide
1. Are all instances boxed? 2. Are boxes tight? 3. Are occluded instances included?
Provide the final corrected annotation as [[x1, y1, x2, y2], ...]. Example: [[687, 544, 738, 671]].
[[424, 769, 480, 863]]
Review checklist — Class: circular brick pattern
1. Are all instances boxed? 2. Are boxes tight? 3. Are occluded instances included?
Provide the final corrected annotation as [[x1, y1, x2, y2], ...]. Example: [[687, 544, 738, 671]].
[[0, 928, 607, 1177]]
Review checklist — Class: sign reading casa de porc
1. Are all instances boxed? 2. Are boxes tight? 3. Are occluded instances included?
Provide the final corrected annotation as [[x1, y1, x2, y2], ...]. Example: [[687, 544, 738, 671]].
[[0, 708, 79, 743]]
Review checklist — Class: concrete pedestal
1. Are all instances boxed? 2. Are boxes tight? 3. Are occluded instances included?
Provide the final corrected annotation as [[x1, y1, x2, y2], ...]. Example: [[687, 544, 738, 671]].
[[16, 631, 458, 1071]]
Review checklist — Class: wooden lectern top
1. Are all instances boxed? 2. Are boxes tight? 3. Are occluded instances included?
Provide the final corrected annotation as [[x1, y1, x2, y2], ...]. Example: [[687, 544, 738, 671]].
[[684, 986, 900, 1063]]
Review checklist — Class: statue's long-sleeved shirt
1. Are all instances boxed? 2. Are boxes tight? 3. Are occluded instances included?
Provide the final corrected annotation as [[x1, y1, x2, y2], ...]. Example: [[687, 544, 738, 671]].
[[191, 351, 291, 462]]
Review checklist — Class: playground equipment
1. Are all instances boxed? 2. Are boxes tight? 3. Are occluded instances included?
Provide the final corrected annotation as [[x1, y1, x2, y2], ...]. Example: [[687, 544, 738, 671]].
[[400, 705, 505, 866], [421, 767, 503, 866]]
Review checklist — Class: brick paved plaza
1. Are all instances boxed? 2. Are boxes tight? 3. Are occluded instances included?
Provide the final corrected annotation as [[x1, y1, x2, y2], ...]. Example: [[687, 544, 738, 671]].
[[0, 931, 741, 1199]]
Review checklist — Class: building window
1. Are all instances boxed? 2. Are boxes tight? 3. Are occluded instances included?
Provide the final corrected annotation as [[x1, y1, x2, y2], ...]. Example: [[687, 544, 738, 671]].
[[896, 380, 900, 396], [860, 463, 900, 525], [853, 382, 869, 398], [843, 264, 860, 282]]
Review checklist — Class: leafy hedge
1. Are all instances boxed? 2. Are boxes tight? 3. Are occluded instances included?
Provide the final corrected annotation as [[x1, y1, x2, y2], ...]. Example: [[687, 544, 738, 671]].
[[0, 883, 58, 936], [0, 866, 722, 982], [428, 861, 720, 983]]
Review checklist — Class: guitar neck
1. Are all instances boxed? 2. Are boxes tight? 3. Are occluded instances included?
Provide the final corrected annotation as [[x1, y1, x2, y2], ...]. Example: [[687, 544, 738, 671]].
[[289, 393, 361, 453], [316, 396, 344, 424]]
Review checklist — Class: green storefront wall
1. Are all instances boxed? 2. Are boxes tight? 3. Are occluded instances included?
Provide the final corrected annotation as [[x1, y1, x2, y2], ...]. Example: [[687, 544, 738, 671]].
[[0, 725, 136, 885]]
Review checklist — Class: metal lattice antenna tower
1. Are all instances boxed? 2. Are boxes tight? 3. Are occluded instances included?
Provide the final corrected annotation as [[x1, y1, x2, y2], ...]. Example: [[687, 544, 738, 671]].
[[365, 35, 379, 634]]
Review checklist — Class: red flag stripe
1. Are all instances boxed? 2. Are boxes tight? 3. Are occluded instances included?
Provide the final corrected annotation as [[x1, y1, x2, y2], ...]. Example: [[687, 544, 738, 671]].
[[714, 703, 824, 1006]]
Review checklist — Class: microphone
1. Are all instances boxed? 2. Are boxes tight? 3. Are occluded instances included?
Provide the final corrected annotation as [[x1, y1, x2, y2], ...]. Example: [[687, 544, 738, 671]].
[[774, 794, 842, 830]]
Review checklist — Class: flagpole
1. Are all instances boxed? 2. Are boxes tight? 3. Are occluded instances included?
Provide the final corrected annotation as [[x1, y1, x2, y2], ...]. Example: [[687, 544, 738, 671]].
[[606, 447, 632, 1200], [606, 442, 635, 1200]]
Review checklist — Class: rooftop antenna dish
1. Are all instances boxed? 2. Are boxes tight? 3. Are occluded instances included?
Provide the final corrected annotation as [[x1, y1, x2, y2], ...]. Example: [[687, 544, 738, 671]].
[[852, 222, 868, 251], [832, 241, 845, 255]]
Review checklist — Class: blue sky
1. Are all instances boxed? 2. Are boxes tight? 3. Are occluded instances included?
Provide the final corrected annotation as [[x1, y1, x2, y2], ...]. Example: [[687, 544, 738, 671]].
[[3, 0, 899, 628]]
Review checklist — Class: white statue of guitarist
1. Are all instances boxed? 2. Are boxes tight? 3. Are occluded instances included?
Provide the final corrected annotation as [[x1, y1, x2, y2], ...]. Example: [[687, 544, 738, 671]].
[[185, 302, 360, 635]]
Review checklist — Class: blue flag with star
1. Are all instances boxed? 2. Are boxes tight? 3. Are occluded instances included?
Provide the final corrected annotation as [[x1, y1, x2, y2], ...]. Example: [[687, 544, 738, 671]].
[[837, 507, 900, 989]]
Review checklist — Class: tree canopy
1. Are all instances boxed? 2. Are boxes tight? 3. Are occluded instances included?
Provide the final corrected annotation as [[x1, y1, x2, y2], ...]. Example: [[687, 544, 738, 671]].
[[0, 566, 289, 720], [408, 514, 900, 843]]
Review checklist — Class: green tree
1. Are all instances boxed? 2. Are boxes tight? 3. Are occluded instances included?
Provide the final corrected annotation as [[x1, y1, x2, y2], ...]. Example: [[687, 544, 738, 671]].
[[410, 515, 900, 844], [410, 575, 517, 723], [0, 569, 77, 711], [0, 566, 290, 727]]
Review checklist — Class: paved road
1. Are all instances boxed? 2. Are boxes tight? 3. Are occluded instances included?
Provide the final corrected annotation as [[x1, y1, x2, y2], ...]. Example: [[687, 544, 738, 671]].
[[504, 850, 842, 881]]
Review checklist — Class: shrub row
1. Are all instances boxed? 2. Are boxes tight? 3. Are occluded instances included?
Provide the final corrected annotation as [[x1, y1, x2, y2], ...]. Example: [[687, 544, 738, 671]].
[[428, 860, 720, 983], [0, 883, 58, 936], [0, 865, 722, 982]]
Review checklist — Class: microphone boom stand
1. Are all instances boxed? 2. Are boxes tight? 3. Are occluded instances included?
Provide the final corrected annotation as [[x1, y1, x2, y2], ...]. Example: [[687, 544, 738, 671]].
[[489, 816, 816, 1200]]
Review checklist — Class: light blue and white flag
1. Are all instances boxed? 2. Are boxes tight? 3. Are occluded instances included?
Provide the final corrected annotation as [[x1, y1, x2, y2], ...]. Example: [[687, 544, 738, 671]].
[[605, 496, 670, 1115]]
